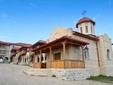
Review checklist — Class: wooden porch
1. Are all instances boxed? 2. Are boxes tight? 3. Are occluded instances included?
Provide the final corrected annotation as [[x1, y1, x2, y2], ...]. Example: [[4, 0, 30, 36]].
[[33, 60, 84, 68], [33, 63, 46, 68], [32, 36, 89, 69]]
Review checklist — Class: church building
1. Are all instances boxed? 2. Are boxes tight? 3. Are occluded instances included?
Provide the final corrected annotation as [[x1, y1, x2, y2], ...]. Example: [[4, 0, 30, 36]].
[[31, 17, 113, 80]]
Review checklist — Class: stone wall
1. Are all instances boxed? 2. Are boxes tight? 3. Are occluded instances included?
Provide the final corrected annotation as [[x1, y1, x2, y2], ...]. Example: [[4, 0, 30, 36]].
[[24, 68, 90, 80], [98, 34, 113, 76]]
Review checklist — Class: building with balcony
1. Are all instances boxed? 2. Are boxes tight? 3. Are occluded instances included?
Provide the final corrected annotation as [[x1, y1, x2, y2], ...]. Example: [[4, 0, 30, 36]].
[[0, 41, 15, 62], [10, 43, 32, 65]]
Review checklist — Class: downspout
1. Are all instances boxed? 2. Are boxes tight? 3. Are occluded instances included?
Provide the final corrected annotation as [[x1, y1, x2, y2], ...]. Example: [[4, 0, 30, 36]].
[[96, 40, 100, 67]]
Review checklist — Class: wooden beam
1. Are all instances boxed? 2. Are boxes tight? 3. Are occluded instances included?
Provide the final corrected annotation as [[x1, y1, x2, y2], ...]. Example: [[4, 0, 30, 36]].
[[67, 41, 83, 46]]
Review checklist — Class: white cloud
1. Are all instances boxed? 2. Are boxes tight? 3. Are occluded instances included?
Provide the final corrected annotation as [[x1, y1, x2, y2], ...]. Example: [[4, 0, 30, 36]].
[[92, 14, 101, 21], [73, 19, 77, 23], [92, 17, 96, 20], [108, 0, 112, 6], [12, 20, 17, 24], [0, 35, 6, 39], [0, 35, 12, 41], [26, 2, 37, 10], [29, 2, 37, 7], [1, 13, 7, 18]]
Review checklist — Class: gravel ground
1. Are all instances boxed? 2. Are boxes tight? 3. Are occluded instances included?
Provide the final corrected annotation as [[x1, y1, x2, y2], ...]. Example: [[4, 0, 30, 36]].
[[0, 63, 112, 85]]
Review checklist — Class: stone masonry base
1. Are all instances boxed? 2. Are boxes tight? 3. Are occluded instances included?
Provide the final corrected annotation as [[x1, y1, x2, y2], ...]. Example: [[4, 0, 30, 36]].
[[23, 68, 90, 80]]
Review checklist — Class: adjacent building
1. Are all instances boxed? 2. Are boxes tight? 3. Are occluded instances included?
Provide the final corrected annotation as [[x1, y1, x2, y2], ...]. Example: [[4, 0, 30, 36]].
[[0, 41, 14, 62], [0, 41, 32, 63]]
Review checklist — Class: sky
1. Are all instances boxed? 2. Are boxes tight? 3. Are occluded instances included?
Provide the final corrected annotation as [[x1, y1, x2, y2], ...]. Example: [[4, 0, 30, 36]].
[[0, 0, 113, 44]]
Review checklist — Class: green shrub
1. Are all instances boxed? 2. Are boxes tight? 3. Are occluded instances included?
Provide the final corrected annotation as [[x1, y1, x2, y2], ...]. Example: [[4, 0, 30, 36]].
[[52, 74, 56, 77]]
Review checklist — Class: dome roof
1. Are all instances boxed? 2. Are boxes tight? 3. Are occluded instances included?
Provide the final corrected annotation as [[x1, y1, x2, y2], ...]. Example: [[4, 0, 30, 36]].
[[76, 17, 95, 28]]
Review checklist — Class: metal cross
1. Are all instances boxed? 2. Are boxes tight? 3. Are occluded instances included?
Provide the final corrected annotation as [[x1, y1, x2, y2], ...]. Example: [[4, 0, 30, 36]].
[[82, 10, 87, 17]]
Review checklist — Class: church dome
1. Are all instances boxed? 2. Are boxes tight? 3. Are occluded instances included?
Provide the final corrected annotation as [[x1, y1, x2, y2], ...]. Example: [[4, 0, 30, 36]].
[[76, 17, 95, 28]]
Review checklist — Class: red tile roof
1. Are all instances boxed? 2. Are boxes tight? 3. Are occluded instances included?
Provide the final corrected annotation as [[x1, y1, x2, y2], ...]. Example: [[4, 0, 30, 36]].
[[32, 36, 89, 52], [0, 41, 32, 48], [15, 43, 32, 48], [76, 17, 95, 28], [73, 31, 99, 41], [11, 47, 20, 51], [32, 40, 46, 47]]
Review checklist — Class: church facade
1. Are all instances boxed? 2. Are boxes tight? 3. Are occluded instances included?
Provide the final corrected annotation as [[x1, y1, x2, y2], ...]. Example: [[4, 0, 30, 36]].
[[32, 17, 113, 77]]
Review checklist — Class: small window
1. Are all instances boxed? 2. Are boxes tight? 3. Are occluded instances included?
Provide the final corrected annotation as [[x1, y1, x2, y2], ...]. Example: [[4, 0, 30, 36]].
[[86, 26, 88, 33], [84, 47, 89, 59], [91, 26, 93, 33], [54, 53, 61, 60], [107, 49, 110, 60], [80, 27, 82, 33]]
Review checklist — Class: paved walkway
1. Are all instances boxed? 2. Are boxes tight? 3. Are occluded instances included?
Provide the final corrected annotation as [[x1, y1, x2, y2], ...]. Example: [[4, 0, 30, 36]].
[[0, 63, 112, 85]]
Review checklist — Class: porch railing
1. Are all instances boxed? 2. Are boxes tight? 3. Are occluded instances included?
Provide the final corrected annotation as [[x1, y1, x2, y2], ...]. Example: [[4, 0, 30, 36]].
[[51, 60, 85, 68]]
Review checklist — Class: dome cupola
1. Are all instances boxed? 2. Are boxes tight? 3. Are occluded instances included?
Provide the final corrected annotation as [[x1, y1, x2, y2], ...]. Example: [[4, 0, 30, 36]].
[[76, 17, 95, 35]]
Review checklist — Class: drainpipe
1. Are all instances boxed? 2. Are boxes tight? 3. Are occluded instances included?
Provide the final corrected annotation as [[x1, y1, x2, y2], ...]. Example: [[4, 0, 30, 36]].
[[96, 40, 100, 67]]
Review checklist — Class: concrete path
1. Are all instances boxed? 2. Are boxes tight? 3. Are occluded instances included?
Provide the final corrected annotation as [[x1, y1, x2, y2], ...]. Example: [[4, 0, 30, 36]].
[[0, 63, 112, 85]]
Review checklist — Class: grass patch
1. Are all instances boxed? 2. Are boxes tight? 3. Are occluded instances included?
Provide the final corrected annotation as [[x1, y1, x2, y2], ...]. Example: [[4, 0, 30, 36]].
[[87, 75, 113, 84]]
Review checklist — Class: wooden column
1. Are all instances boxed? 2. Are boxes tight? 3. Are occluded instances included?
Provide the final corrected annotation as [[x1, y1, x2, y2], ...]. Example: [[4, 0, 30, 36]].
[[49, 47, 52, 68], [62, 41, 66, 60]]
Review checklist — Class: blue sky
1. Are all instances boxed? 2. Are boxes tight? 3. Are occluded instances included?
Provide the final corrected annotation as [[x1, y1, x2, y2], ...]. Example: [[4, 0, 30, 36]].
[[0, 0, 113, 44]]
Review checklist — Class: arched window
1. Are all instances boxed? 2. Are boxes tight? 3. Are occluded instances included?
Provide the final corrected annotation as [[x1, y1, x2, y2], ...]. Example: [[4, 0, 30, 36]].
[[80, 27, 82, 33], [86, 26, 88, 33], [84, 47, 89, 59], [107, 49, 110, 60], [91, 26, 93, 33]]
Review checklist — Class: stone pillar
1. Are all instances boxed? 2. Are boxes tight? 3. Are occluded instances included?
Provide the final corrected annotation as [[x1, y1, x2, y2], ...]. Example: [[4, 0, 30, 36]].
[[26, 53, 29, 65], [81, 46, 85, 61], [42, 53, 46, 63], [81, 46, 85, 67], [35, 54, 37, 63], [39, 50, 42, 63]]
